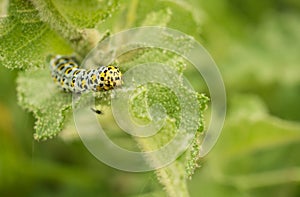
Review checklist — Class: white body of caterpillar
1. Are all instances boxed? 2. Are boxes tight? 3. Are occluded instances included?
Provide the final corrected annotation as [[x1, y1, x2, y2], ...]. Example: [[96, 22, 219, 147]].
[[50, 55, 122, 93]]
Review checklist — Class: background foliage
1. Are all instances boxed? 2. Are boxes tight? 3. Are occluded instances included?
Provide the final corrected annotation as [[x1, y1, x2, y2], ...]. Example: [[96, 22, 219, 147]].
[[1, 0, 300, 196]]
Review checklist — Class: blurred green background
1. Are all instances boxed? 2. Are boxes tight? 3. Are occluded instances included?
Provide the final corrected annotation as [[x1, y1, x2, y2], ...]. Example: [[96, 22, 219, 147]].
[[1, 0, 300, 196]]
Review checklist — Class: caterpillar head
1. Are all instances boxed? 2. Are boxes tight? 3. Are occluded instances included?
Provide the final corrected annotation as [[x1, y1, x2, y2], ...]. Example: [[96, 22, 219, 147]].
[[98, 65, 122, 91]]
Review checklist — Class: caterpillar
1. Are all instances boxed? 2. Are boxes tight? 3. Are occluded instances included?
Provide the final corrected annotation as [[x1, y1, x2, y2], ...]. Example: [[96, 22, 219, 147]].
[[50, 55, 122, 93]]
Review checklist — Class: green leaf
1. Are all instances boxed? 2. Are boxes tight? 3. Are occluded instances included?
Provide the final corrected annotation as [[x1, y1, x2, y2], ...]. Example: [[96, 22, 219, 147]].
[[30, 0, 96, 56], [189, 94, 300, 196], [134, 0, 204, 39], [222, 12, 300, 88], [0, 0, 119, 65], [129, 82, 207, 196], [141, 8, 172, 26], [0, 0, 72, 70], [116, 23, 208, 197], [17, 68, 72, 140], [200, 7, 300, 121], [216, 94, 300, 160], [10, 1, 208, 196], [50, 0, 119, 28], [11, 0, 120, 139]]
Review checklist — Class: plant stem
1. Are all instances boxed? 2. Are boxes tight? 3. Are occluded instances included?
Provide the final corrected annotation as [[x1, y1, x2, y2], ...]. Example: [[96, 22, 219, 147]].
[[155, 161, 190, 197], [30, 0, 94, 57], [125, 0, 139, 28]]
